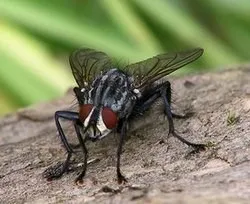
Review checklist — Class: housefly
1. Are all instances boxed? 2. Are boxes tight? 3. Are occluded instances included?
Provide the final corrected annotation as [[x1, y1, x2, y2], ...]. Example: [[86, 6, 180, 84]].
[[43, 48, 205, 184]]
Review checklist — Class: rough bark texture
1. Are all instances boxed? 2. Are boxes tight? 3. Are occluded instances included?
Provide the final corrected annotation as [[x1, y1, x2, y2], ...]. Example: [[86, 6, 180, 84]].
[[0, 67, 250, 204]]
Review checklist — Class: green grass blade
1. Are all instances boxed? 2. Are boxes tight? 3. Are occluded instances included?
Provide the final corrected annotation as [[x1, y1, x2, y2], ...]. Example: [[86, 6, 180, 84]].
[[100, 0, 163, 54], [0, 0, 146, 60]]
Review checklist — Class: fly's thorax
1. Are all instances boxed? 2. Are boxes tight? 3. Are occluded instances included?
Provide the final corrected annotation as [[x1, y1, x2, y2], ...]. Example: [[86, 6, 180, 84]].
[[88, 68, 137, 118]]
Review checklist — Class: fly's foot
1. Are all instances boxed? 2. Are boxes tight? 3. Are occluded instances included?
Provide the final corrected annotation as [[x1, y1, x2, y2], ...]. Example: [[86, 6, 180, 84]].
[[117, 172, 127, 184], [74, 170, 86, 186], [43, 161, 68, 180], [188, 143, 206, 155], [75, 178, 85, 186], [171, 131, 206, 153], [185, 143, 206, 159], [191, 143, 206, 152], [75, 179, 84, 186]]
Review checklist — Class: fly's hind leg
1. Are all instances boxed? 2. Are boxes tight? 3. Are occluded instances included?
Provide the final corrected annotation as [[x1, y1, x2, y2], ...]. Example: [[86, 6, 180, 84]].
[[163, 81, 193, 119], [43, 111, 79, 180], [132, 81, 205, 151], [162, 81, 205, 150]]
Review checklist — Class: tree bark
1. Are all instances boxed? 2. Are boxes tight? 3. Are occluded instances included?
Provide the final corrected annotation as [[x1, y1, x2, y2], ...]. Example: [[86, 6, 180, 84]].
[[0, 67, 250, 204]]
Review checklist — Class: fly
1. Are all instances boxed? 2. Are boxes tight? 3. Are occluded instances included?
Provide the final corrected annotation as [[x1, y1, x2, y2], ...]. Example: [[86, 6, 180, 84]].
[[43, 48, 206, 184]]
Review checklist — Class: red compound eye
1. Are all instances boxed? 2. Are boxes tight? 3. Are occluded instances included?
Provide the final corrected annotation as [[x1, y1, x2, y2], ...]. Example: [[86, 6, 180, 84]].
[[79, 104, 93, 122], [102, 107, 118, 129]]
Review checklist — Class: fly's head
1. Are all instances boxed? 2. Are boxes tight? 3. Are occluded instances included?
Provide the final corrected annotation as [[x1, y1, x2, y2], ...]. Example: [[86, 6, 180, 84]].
[[74, 86, 118, 140], [79, 104, 118, 141]]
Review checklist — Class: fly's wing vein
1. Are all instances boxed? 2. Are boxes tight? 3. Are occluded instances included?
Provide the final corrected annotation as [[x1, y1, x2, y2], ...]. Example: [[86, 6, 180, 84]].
[[125, 48, 204, 90], [69, 48, 112, 88]]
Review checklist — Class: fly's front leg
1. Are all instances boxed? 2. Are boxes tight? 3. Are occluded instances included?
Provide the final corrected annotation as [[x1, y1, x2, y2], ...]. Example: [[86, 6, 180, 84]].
[[116, 119, 128, 184], [43, 111, 79, 180], [74, 121, 88, 184]]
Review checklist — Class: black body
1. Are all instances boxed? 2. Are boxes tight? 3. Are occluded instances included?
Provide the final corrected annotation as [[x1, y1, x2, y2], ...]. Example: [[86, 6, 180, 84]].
[[43, 48, 205, 184]]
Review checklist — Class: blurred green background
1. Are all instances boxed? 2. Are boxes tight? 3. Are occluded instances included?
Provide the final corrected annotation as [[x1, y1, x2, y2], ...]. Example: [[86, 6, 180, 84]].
[[1, 0, 250, 116]]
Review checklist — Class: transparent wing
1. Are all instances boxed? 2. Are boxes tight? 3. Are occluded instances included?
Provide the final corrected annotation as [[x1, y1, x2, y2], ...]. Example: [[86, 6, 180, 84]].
[[125, 48, 204, 89], [69, 48, 112, 88]]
